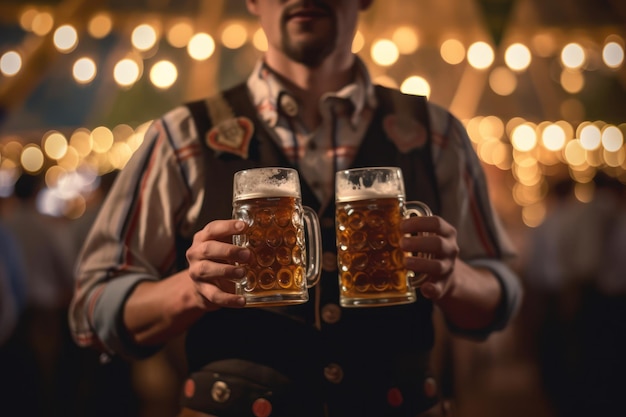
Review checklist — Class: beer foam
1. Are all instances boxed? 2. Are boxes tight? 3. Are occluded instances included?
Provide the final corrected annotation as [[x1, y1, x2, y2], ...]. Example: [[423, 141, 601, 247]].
[[335, 176, 403, 202], [234, 168, 300, 200]]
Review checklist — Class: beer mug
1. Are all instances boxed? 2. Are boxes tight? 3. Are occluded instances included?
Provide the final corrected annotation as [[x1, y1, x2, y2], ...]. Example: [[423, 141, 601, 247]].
[[232, 167, 322, 307], [335, 167, 432, 307]]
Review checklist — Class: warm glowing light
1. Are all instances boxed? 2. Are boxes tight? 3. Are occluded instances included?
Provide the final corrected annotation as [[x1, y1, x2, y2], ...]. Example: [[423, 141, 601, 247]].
[[541, 124, 567, 151], [352, 30, 365, 53], [167, 21, 194, 48], [467, 41, 494, 70], [108, 142, 133, 169], [53, 25, 78, 53], [112, 124, 135, 143], [69, 128, 93, 157], [252, 28, 268, 51], [188, 33, 215, 60], [579, 124, 602, 150], [602, 125, 624, 152], [440, 39, 465, 65], [371, 39, 399, 67], [504, 43, 531, 71], [114, 58, 141, 87], [522, 203, 547, 228], [88, 13, 113, 39], [603, 41, 624, 69], [149, 60, 177, 89], [560, 69, 584, 94], [400, 76, 430, 97], [479, 116, 504, 139], [531, 33, 557, 57], [19, 8, 38, 31], [564, 139, 586, 166], [604, 147, 626, 167], [221, 22, 247, 49], [392, 26, 419, 54], [465, 116, 483, 144], [511, 124, 537, 152], [32, 12, 54, 36], [73, 57, 97, 84], [0, 51, 22, 76], [132, 24, 158, 51], [514, 158, 542, 186], [91, 126, 114, 154], [57, 147, 80, 171], [489, 66, 516, 96], [561, 43, 586, 69], [478, 138, 499, 165], [21, 145, 45, 173], [45, 165, 66, 188], [43, 131, 68, 160], [574, 182, 594, 203]]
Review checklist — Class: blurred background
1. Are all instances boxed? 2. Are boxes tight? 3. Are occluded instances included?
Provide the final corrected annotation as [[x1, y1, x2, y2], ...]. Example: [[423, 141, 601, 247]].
[[0, 0, 624, 416]]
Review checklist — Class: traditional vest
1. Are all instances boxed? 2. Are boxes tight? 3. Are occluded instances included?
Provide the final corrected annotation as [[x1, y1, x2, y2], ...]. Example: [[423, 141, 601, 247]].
[[180, 83, 443, 417]]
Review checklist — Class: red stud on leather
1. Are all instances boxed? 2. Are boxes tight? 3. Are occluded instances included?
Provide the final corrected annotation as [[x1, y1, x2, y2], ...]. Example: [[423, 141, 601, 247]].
[[183, 379, 195, 398], [387, 387, 404, 407], [252, 398, 272, 417]]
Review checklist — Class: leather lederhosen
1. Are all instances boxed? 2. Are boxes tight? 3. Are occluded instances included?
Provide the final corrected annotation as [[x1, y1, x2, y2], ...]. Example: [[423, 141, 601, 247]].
[[178, 83, 443, 417]]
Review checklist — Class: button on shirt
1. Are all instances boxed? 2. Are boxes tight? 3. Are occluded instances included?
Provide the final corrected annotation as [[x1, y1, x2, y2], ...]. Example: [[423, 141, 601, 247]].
[[248, 59, 377, 209]]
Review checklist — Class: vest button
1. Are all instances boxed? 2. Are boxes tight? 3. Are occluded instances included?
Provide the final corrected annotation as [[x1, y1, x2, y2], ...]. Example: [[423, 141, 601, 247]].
[[279, 93, 299, 117], [324, 363, 344, 384], [252, 398, 272, 417], [211, 380, 231, 403], [321, 303, 341, 324], [387, 387, 404, 407], [322, 251, 337, 272], [423, 377, 437, 398], [183, 378, 195, 398]]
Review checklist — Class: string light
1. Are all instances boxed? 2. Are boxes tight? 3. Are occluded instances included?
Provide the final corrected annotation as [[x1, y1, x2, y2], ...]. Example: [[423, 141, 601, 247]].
[[0, 8, 623, 225]]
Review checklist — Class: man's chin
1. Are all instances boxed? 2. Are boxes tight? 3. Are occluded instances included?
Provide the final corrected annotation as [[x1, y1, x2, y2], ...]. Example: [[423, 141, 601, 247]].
[[285, 43, 333, 68]]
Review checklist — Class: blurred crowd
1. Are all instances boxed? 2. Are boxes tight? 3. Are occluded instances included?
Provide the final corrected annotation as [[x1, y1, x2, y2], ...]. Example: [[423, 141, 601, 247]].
[[0, 170, 625, 417]]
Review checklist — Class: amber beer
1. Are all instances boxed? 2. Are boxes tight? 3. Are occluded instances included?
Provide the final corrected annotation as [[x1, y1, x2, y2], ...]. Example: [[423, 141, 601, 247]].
[[232, 168, 321, 307], [335, 167, 431, 307]]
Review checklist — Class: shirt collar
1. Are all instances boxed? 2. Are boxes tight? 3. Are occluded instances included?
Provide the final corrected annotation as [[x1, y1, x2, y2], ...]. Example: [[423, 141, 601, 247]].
[[247, 56, 377, 129]]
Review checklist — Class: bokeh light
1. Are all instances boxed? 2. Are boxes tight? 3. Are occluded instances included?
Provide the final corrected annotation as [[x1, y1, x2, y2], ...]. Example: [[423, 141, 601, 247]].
[[371, 39, 399, 67], [0, 51, 22, 76], [467, 41, 494, 70], [440, 38, 465, 65]]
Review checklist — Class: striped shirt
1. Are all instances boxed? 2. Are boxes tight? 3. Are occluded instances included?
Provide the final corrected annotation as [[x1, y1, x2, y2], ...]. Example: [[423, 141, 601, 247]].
[[69, 57, 520, 358]]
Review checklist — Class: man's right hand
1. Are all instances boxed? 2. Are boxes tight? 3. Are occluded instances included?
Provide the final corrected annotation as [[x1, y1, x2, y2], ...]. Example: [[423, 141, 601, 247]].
[[186, 219, 251, 308]]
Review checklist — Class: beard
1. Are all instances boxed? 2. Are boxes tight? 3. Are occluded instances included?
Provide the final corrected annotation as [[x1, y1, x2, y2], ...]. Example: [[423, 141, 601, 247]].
[[280, 2, 338, 68]]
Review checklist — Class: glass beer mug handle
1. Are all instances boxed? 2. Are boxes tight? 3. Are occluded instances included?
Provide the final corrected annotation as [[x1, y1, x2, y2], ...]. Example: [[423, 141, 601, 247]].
[[302, 206, 322, 288], [403, 200, 433, 288]]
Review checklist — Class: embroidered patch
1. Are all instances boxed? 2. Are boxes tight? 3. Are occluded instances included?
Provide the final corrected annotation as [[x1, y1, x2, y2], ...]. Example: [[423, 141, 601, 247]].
[[206, 117, 254, 159], [383, 114, 427, 153]]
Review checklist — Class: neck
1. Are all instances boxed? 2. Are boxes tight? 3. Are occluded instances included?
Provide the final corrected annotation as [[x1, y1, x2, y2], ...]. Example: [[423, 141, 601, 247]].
[[264, 50, 356, 129]]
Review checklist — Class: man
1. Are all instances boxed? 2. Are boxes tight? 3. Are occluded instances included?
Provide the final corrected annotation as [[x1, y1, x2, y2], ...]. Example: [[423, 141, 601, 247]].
[[69, 1, 522, 416]]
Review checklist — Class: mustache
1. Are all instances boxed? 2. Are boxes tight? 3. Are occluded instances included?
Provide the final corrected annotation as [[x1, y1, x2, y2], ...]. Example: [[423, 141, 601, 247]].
[[281, 0, 333, 24]]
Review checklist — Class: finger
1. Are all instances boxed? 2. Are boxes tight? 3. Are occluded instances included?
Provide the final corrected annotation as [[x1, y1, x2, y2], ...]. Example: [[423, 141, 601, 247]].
[[193, 219, 247, 244], [188, 259, 247, 282], [187, 239, 251, 264], [400, 216, 456, 237], [419, 281, 445, 300], [404, 255, 455, 278], [196, 281, 246, 308], [400, 235, 459, 259]]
